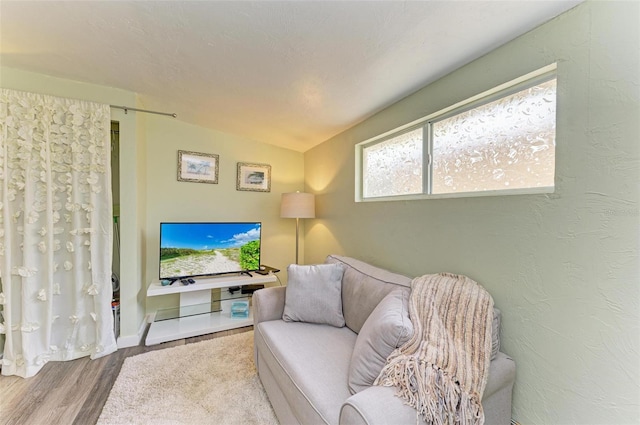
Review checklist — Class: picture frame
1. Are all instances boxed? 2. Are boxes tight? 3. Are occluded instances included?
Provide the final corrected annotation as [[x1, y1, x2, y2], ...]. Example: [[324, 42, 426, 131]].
[[177, 150, 219, 184], [236, 162, 271, 192]]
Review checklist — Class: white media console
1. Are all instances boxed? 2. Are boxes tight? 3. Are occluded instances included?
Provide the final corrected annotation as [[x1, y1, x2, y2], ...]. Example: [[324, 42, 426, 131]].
[[145, 273, 277, 345]]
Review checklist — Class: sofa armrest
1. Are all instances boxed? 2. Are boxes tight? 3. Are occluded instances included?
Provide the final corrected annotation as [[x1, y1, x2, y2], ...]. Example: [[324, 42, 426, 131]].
[[340, 352, 516, 425], [253, 286, 286, 325], [482, 352, 516, 425], [340, 386, 421, 425]]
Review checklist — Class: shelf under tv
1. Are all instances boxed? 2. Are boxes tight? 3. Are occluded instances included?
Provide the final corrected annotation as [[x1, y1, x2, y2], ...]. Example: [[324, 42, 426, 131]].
[[145, 273, 277, 345]]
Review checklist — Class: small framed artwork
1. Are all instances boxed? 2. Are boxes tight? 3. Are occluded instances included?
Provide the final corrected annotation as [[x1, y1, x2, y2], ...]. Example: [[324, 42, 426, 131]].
[[177, 150, 219, 184], [237, 162, 271, 192]]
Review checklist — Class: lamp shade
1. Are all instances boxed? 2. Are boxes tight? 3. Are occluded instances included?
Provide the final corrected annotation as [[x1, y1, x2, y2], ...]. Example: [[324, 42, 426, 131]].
[[281, 192, 315, 218]]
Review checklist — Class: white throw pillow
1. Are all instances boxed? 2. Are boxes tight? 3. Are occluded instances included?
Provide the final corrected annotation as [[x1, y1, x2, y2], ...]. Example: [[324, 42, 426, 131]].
[[348, 289, 413, 394], [282, 263, 346, 327]]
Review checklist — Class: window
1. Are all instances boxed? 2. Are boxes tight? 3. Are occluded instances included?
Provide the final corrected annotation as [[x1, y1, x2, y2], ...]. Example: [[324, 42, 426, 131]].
[[357, 65, 557, 201], [362, 127, 423, 198]]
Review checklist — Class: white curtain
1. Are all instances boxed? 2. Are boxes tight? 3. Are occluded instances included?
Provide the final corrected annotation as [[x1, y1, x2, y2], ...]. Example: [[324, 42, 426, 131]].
[[0, 88, 117, 378]]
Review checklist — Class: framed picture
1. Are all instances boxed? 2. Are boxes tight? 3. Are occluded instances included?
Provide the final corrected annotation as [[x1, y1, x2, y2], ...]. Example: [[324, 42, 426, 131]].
[[177, 150, 219, 184], [237, 162, 271, 192]]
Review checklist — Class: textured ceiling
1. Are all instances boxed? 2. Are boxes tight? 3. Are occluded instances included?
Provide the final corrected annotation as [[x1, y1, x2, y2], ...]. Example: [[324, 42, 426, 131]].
[[0, 1, 581, 152]]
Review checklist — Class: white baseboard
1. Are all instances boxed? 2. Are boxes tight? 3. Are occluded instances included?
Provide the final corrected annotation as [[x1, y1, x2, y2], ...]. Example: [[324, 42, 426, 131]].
[[116, 314, 151, 348], [116, 334, 140, 349]]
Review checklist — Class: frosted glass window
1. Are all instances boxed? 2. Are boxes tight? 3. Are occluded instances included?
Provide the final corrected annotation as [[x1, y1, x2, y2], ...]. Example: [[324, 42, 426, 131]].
[[431, 79, 556, 194], [362, 128, 422, 198], [356, 66, 557, 201]]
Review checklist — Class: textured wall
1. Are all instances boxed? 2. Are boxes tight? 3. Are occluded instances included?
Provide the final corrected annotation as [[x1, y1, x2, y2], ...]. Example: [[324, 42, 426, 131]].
[[143, 115, 304, 314], [304, 2, 639, 423]]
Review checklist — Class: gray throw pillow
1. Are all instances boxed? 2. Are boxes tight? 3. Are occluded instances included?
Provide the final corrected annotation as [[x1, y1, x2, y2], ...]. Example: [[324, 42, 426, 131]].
[[348, 289, 413, 394], [282, 263, 346, 327]]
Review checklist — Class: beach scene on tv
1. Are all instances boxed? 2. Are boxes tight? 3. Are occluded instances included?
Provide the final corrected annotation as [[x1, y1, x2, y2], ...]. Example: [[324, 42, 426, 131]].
[[160, 223, 261, 279]]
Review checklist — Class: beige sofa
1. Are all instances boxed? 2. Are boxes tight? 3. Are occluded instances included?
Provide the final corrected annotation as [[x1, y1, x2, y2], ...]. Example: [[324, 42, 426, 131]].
[[253, 255, 516, 425]]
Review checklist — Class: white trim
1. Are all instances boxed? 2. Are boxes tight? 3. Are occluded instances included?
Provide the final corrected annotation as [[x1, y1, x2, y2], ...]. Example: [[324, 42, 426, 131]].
[[116, 314, 150, 348], [355, 63, 558, 203], [358, 186, 554, 203]]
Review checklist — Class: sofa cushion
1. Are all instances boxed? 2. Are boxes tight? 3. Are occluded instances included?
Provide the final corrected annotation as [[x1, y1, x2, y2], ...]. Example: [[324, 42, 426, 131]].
[[348, 289, 413, 394], [325, 255, 411, 333], [255, 320, 356, 425], [283, 263, 346, 327]]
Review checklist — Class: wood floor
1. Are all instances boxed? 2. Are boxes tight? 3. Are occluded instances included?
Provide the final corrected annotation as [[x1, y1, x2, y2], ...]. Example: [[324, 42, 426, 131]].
[[0, 326, 252, 425]]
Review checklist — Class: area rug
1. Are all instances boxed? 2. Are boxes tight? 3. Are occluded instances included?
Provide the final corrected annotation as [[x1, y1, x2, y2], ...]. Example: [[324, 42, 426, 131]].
[[97, 331, 278, 425]]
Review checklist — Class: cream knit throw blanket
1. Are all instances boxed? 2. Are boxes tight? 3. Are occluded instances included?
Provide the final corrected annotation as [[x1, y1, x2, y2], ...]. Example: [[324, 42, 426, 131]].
[[374, 273, 494, 425]]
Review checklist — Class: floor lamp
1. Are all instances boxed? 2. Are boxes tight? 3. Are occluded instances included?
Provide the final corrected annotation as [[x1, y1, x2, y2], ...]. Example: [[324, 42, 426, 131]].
[[281, 192, 315, 264]]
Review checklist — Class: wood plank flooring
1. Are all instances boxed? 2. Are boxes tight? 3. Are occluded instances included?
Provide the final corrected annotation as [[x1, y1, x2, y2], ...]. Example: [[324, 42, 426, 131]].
[[0, 326, 252, 425]]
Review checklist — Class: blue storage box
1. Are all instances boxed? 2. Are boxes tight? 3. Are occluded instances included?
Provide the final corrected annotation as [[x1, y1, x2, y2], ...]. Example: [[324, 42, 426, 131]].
[[231, 300, 249, 318]]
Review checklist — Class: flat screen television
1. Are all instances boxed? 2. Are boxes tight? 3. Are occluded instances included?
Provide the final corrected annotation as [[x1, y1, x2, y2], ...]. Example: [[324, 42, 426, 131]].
[[159, 222, 261, 280]]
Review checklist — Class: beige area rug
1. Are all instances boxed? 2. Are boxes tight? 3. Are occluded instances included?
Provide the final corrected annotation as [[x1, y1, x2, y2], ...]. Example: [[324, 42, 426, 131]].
[[97, 331, 278, 425]]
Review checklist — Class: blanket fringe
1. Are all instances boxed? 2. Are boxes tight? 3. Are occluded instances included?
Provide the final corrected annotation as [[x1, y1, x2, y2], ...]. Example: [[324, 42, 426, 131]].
[[374, 273, 492, 425], [376, 357, 483, 425]]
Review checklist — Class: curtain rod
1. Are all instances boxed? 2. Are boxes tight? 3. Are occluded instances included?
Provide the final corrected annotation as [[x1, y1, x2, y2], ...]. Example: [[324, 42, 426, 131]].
[[110, 105, 177, 118]]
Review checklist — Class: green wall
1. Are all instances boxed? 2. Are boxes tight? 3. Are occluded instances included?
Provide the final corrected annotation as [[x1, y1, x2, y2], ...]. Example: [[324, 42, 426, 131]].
[[143, 114, 304, 314], [304, 2, 639, 423]]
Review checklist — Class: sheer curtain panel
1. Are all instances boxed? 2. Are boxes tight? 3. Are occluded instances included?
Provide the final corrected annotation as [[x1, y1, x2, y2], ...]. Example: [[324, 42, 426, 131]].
[[0, 89, 117, 378]]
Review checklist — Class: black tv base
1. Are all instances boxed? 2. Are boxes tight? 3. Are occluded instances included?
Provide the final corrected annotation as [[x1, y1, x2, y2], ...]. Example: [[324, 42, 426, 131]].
[[210, 270, 253, 278]]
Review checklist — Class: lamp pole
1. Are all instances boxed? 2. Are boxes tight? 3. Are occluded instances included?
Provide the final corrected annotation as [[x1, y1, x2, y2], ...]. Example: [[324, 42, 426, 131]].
[[295, 217, 300, 264], [281, 191, 315, 265]]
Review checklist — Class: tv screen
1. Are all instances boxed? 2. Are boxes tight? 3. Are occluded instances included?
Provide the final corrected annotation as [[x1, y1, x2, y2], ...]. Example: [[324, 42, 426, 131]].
[[159, 222, 261, 279]]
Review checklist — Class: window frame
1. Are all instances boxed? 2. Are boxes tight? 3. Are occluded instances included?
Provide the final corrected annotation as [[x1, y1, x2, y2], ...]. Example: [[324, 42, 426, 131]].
[[361, 123, 425, 199], [355, 63, 558, 202]]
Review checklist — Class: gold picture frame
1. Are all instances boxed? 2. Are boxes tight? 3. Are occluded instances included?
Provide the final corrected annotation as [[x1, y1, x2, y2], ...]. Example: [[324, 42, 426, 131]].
[[177, 150, 219, 184], [236, 162, 271, 192]]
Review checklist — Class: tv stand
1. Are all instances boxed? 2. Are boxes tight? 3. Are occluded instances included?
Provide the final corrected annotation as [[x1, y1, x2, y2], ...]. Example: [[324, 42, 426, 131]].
[[145, 273, 276, 345]]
